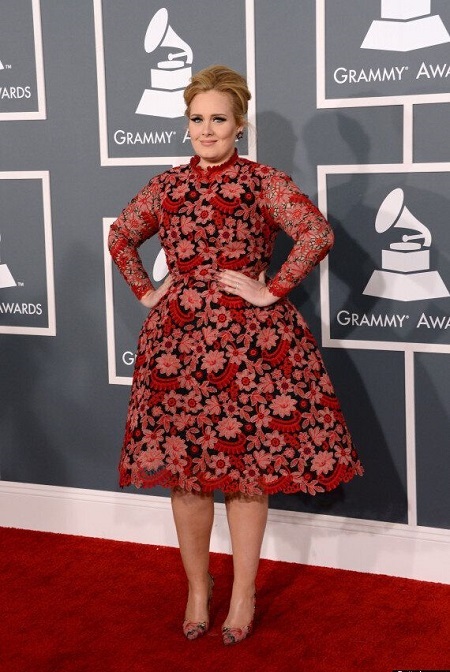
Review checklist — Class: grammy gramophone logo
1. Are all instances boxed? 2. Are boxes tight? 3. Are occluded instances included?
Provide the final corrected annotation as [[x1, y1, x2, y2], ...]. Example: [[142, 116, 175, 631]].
[[0, 233, 17, 289], [136, 7, 193, 118], [361, 0, 450, 52], [363, 188, 449, 302]]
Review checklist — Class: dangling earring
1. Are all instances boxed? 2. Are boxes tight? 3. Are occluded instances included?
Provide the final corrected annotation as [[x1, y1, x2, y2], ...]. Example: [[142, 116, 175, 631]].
[[236, 130, 244, 140]]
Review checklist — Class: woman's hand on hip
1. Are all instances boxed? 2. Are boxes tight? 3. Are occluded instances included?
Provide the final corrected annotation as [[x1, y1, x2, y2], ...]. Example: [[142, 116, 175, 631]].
[[140, 274, 173, 309], [217, 270, 278, 307]]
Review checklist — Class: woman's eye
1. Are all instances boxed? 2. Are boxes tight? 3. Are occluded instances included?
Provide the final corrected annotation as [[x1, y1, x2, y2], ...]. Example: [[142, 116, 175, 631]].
[[190, 116, 202, 123], [214, 117, 226, 123]]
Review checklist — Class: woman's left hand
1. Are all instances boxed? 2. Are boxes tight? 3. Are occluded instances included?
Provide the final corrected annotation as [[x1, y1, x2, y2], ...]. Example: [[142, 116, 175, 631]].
[[216, 270, 279, 307]]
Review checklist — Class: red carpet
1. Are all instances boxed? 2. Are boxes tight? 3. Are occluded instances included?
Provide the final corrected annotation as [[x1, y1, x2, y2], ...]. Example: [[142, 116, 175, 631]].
[[1, 526, 449, 672]]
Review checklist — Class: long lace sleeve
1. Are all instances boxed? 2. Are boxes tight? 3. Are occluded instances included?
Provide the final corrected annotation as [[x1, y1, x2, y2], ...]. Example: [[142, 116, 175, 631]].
[[263, 171, 334, 298], [108, 180, 160, 300]]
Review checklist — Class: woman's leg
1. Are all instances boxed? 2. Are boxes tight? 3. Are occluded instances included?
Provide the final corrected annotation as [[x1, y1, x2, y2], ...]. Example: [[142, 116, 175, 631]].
[[223, 493, 268, 628], [171, 489, 215, 623]]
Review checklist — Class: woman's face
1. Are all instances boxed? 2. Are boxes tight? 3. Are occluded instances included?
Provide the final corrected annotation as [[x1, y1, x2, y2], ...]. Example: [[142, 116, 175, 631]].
[[188, 90, 242, 168]]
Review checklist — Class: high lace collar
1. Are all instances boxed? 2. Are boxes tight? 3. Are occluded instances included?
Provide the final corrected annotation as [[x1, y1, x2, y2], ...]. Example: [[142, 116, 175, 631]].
[[190, 149, 239, 177]]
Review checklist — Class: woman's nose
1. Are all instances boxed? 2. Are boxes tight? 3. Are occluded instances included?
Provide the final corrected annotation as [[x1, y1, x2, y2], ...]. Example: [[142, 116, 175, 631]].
[[202, 121, 213, 135]]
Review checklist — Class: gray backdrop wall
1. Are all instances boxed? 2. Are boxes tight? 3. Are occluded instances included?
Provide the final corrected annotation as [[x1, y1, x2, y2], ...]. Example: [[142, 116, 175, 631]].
[[1, 1, 450, 556]]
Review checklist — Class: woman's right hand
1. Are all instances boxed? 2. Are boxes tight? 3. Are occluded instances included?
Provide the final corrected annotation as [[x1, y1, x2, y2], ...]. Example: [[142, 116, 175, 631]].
[[139, 274, 173, 309]]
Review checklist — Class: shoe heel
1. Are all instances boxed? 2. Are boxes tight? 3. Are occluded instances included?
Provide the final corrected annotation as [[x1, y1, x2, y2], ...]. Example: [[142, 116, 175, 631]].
[[222, 594, 255, 645], [182, 573, 214, 641]]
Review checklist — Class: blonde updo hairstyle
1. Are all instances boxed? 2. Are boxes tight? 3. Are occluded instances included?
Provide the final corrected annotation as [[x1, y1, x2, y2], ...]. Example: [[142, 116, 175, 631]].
[[184, 65, 251, 129]]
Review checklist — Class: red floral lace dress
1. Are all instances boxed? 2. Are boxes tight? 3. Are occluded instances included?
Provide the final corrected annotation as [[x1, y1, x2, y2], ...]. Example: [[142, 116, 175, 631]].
[[109, 151, 363, 496]]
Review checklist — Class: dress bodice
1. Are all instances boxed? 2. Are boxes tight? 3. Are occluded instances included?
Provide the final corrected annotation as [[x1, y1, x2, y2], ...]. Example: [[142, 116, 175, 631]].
[[109, 152, 334, 300]]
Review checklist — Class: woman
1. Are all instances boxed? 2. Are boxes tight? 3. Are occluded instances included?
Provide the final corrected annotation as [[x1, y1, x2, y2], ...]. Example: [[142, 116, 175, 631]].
[[109, 65, 363, 645]]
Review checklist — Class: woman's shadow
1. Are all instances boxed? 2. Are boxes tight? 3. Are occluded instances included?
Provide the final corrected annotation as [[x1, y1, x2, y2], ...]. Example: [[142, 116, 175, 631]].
[[254, 111, 408, 572]]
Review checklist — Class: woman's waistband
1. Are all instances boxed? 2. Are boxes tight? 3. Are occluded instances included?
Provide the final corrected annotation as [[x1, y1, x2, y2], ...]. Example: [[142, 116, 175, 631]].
[[169, 266, 261, 282]]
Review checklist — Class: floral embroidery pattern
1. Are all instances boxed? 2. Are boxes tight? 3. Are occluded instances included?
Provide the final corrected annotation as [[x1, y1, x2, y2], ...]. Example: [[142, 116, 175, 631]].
[[109, 152, 363, 496]]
